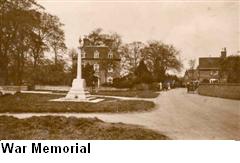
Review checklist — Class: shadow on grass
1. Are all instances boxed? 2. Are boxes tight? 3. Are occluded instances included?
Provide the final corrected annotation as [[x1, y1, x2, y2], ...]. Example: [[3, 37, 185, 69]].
[[0, 94, 155, 113], [93, 90, 159, 98], [0, 116, 169, 140]]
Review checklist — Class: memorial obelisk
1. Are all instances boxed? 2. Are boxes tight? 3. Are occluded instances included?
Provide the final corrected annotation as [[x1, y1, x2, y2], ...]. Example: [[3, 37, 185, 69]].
[[65, 37, 90, 100]]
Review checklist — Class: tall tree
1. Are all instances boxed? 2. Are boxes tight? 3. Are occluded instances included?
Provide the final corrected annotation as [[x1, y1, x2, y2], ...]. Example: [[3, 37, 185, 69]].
[[86, 28, 122, 52], [0, 0, 43, 85], [0, 0, 66, 85], [119, 42, 144, 76], [188, 59, 196, 82], [48, 15, 67, 65], [141, 41, 182, 82], [34, 58, 70, 85], [220, 55, 240, 83], [29, 12, 66, 85], [134, 59, 153, 84]]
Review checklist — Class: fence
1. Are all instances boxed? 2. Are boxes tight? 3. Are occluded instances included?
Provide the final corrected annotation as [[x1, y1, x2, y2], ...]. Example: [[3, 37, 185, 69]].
[[34, 85, 71, 92], [198, 83, 240, 100], [34, 85, 129, 92], [0, 86, 28, 94], [0, 85, 28, 91]]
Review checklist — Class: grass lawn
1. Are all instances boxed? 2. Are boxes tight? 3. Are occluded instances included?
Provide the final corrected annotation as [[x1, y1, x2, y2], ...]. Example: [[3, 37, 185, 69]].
[[93, 90, 159, 98], [0, 116, 169, 140], [0, 93, 155, 113]]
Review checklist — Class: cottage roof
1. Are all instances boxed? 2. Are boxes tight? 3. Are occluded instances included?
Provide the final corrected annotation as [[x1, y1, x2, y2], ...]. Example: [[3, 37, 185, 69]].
[[198, 57, 221, 69]]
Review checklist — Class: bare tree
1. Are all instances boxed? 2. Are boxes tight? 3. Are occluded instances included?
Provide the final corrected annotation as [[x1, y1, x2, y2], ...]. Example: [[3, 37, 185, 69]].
[[188, 59, 196, 70], [119, 42, 145, 76], [29, 12, 66, 85], [49, 15, 67, 65]]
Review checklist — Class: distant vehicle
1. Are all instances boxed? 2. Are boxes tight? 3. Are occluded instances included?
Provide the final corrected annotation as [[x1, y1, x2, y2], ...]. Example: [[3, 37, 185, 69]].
[[209, 78, 219, 84], [186, 81, 199, 93], [0, 86, 18, 96]]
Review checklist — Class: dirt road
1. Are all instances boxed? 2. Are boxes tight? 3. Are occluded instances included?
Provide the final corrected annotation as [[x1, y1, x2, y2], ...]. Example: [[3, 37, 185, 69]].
[[1, 88, 239, 139]]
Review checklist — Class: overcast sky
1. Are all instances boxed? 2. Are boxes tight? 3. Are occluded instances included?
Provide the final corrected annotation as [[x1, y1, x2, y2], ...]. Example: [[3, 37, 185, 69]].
[[37, 0, 239, 73]]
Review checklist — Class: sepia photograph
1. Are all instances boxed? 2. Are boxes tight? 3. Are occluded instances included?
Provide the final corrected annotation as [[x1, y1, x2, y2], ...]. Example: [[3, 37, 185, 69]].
[[0, 0, 239, 140]]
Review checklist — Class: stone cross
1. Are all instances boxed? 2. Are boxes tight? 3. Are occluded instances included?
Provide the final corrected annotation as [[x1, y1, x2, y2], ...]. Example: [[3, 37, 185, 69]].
[[65, 36, 90, 100]]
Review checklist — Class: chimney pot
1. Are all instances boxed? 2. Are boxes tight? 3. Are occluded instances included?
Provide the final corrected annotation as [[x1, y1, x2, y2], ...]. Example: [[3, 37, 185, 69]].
[[221, 47, 227, 58]]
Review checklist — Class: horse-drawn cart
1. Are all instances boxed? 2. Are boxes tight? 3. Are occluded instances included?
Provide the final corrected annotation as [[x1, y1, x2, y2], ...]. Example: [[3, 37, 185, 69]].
[[186, 81, 199, 93]]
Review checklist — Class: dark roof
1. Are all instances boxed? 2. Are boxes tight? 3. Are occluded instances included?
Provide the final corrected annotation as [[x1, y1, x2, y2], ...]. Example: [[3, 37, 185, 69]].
[[198, 57, 221, 69]]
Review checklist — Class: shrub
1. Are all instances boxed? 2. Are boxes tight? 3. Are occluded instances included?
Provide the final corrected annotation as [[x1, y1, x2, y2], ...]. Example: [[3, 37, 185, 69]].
[[134, 60, 153, 84], [133, 83, 149, 90], [202, 79, 209, 83], [113, 77, 134, 88], [149, 82, 160, 91], [220, 55, 240, 83], [101, 82, 113, 87]]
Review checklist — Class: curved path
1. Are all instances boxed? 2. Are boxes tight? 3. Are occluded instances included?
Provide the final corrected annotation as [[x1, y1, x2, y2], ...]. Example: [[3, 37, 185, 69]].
[[1, 88, 239, 140]]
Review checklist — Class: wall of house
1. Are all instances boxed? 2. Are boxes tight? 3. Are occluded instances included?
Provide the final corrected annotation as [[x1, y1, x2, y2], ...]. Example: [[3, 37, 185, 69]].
[[199, 70, 211, 81], [82, 60, 120, 84], [34, 85, 128, 92], [199, 70, 220, 82], [198, 83, 240, 99]]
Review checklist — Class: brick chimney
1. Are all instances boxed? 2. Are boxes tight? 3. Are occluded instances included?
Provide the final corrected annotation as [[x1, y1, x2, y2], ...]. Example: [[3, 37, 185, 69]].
[[221, 47, 227, 58]]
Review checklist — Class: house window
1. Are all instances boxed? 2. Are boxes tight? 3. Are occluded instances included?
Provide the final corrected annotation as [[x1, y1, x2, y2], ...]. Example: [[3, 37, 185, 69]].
[[108, 51, 113, 58], [107, 76, 113, 84], [93, 63, 99, 72], [94, 50, 99, 58]]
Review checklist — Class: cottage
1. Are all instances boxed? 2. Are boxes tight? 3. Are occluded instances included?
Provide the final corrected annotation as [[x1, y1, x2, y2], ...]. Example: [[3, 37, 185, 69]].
[[198, 48, 227, 83]]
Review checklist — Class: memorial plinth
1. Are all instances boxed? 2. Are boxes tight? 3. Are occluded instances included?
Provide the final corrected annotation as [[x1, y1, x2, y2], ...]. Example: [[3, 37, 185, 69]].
[[50, 38, 103, 103], [65, 41, 91, 101], [65, 78, 91, 100]]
